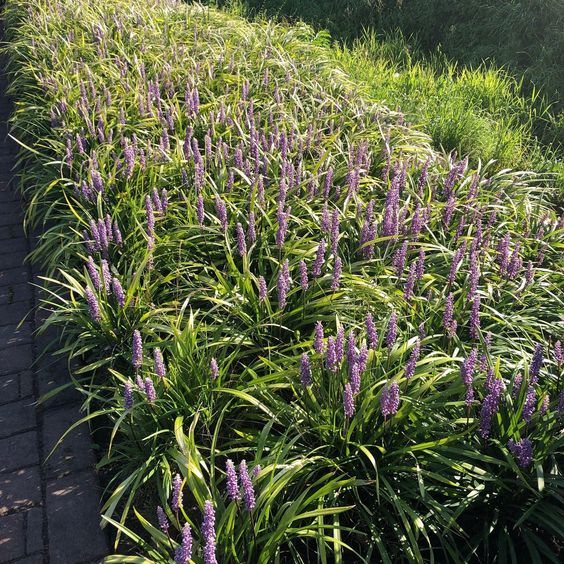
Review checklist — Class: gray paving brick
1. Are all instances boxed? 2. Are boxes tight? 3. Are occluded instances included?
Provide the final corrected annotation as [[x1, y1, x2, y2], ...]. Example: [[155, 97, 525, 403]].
[[0, 283, 32, 305], [0, 266, 29, 288], [0, 322, 33, 348], [0, 372, 22, 404], [0, 431, 39, 473], [47, 470, 108, 563], [0, 400, 36, 439], [0, 512, 25, 561], [25, 507, 44, 555], [0, 343, 33, 375], [0, 248, 26, 269], [43, 404, 95, 479], [0, 300, 32, 327], [0, 466, 41, 516]]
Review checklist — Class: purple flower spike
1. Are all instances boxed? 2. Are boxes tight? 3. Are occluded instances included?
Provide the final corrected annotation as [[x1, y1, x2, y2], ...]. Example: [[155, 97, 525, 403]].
[[202, 500, 217, 564], [101, 259, 111, 292], [225, 459, 240, 502], [350, 362, 361, 395], [174, 523, 193, 564], [86, 256, 101, 290], [554, 340, 563, 367], [300, 353, 312, 387], [239, 460, 256, 511], [111, 277, 125, 307], [522, 385, 536, 422], [326, 337, 338, 373], [479, 377, 503, 438], [145, 195, 155, 236], [236, 223, 247, 256], [171, 473, 183, 513], [277, 260, 291, 310], [258, 276, 268, 302], [469, 295, 480, 340], [508, 438, 533, 468], [404, 339, 421, 380], [314, 321, 324, 354], [144, 378, 156, 403], [385, 311, 398, 349], [85, 287, 101, 322], [392, 241, 408, 277], [132, 330, 143, 370], [210, 358, 219, 380], [153, 348, 166, 378], [343, 383, 355, 419], [215, 196, 228, 232], [529, 343, 543, 384], [366, 313, 378, 349], [123, 381, 133, 410], [157, 506, 169, 534], [311, 239, 326, 277], [331, 256, 342, 291], [299, 260, 308, 290], [443, 293, 456, 338], [380, 381, 400, 418], [196, 194, 205, 226], [461, 348, 478, 405], [248, 212, 256, 244]]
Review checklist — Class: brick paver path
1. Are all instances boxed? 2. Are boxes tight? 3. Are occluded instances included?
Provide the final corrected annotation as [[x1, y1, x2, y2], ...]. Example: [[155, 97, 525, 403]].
[[0, 26, 108, 564]]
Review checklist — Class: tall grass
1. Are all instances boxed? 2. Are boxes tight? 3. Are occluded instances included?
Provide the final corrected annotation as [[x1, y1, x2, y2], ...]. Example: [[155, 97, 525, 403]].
[[3, 0, 564, 562]]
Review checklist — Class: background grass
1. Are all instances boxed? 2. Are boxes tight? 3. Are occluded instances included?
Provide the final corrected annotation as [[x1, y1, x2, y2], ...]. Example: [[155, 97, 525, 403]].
[[205, 0, 563, 189]]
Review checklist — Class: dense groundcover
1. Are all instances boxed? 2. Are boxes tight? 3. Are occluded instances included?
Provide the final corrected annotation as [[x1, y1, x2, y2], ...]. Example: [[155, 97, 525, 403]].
[[3, 0, 564, 562]]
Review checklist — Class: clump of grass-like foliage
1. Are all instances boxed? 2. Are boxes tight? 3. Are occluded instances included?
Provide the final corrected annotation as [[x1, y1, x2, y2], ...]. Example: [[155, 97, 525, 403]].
[[3, 0, 563, 562]]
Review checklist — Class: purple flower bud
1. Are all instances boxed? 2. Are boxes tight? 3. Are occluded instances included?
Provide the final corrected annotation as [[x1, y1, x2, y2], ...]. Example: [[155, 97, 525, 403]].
[[416, 248, 425, 280], [153, 348, 166, 378], [343, 383, 355, 419], [157, 506, 169, 534], [236, 223, 247, 256], [508, 438, 533, 468], [258, 276, 268, 302], [404, 339, 421, 380], [144, 377, 156, 403], [311, 239, 326, 277], [331, 256, 342, 291], [522, 385, 536, 422], [123, 381, 133, 409], [202, 500, 217, 564], [385, 311, 398, 349], [225, 459, 240, 502], [512, 373, 523, 400], [300, 353, 312, 387], [171, 473, 183, 513], [85, 287, 100, 322], [380, 381, 400, 418], [210, 358, 219, 380], [132, 330, 143, 369], [336, 327, 345, 363], [461, 348, 478, 405], [86, 256, 101, 290], [239, 460, 256, 511], [314, 322, 324, 354], [540, 394, 549, 415], [174, 523, 193, 564], [330, 209, 340, 255]]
